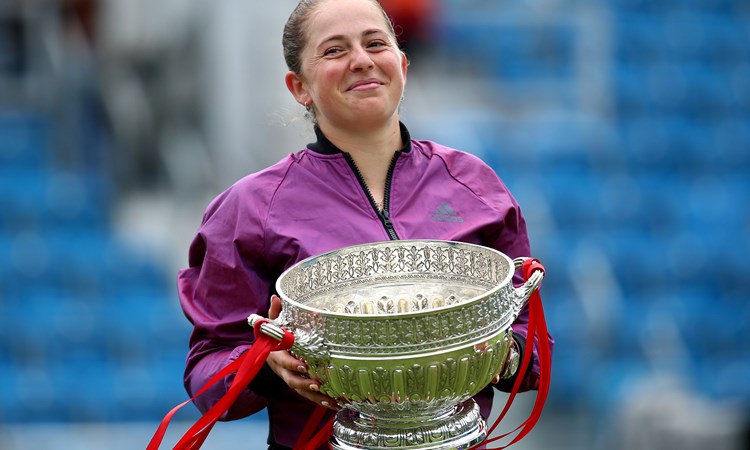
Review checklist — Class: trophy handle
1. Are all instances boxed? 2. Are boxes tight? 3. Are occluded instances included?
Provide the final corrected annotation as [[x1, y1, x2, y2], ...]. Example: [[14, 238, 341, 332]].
[[511, 257, 545, 315], [248, 314, 330, 362]]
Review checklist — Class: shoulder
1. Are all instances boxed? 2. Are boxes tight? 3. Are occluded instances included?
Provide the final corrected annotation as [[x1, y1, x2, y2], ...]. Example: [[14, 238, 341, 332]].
[[413, 139, 492, 171], [200, 153, 299, 231], [189, 153, 303, 265], [411, 139, 528, 256], [411, 139, 513, 202]]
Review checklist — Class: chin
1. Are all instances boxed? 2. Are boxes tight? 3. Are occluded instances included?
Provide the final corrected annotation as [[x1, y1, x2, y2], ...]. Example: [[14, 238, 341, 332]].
[[350, 111, 398, 128]]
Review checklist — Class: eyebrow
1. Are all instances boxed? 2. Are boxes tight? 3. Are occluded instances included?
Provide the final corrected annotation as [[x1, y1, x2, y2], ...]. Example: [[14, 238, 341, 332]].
[[316, 29, 388, 48]]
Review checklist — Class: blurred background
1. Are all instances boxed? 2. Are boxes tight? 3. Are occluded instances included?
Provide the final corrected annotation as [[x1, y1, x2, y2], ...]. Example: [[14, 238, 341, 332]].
[[1, 0, 749, 449]]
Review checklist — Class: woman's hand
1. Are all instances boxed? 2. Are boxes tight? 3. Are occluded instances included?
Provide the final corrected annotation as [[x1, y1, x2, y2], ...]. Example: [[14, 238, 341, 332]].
[[491, 337, 520, 384], [265, 295, 339, 410]]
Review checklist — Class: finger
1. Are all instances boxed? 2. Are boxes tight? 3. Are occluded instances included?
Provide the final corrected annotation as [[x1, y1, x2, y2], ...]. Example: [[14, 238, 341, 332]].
[[269, 295, 282, 319], [267, 350, 307, 375], [285, 372, 319, 391], [294, 389, 340, 411], [319, 398, 340, 411]]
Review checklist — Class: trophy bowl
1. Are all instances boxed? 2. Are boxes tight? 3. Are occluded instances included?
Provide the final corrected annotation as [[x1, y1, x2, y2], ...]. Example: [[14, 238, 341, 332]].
[[249, 240, 544, 449]]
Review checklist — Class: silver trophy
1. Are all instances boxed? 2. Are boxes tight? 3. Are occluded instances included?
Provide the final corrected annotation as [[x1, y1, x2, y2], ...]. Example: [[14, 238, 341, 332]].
[[249, 240, 544, 450]]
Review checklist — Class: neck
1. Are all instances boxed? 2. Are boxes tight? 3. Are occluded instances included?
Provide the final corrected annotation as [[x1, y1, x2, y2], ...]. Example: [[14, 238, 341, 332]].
[[318, 118, 403, 158], [317, 118, 404, 209]]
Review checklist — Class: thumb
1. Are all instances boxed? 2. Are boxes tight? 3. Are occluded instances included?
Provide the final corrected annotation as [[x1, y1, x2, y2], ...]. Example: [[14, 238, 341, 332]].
[[269, 295, 283, 319]]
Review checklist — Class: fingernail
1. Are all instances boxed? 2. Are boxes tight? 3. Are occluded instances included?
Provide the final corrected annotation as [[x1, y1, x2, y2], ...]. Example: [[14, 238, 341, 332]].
[[310, 384, 319, 392], [297, 365, 307, 373], [321, 401, 330, 408]]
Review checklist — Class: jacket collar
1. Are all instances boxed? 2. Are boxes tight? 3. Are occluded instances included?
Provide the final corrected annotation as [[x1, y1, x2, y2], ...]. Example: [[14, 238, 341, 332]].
[[307, 122, 412, 155]]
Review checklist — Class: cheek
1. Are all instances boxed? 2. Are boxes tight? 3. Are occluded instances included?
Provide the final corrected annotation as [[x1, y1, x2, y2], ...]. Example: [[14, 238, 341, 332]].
[[384, 55, 406, 81], [309, 67, 344, 99], [322, 67, 344, 88]]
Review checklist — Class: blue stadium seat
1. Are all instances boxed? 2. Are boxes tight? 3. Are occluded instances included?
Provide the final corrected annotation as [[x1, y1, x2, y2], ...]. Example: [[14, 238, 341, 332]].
[[679, 171, 745, 229], [713, 117, 750, 168], [613, 14, 665, 64], [0, 230, 16, 295], [678, 63, 732, 117], [548, 342, 593, 408], [706, 230, 750, 291], [144, 349, 196, 418], [625, 171, 685, 233], [706, 353, 750, 408], [620, 115, 686, 166], [0, 359, 21, 422], [616, 63, 731, 119], [42, 171, 111, 231], [586, 356, 651, 414], [4, 287, 64, 345], [0, 168, 48, 230], [7, 365, 63, 422], [613, 64, 654, 117], [111, 358, 195, 421], [662, 13, 748, 63], [48, 353, 118, 421], [104, 239, 176, 292], [680, 0, 742, 14], [524, 167, 603, 232], [0, 169, 109, 235], [0, 111, 49, 169], [486, 24, 575, 81], [588, 230, 665, 295], [610, 0, 656, 13], [660, 12, 716, 61], [432, 17, 487, 64], [41, 229, 112, 298]]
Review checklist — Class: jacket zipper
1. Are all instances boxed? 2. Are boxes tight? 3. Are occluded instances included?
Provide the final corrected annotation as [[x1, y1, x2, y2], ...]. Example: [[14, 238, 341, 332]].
[[343, 152, 401, 240]]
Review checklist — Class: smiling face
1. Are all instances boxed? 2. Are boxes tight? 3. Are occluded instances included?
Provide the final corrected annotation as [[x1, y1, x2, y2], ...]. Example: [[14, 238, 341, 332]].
[[285, 0, 408, 133]]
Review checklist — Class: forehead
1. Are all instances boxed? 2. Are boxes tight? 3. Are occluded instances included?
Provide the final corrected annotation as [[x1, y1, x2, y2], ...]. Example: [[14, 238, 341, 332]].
[[306, 0, 390, 43]]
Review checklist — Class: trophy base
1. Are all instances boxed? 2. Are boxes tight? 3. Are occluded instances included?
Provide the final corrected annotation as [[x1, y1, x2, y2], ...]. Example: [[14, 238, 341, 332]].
[[330, 400, 486, 450]]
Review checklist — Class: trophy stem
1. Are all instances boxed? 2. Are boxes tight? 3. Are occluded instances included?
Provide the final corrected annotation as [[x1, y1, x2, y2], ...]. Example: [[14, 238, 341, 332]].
[[330, 400, 486, 450]]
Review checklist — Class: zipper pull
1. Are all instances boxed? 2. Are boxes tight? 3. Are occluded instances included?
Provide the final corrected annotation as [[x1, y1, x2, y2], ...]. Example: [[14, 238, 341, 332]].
[[379, 208, 399, 240], [379, 208, 393, 227]]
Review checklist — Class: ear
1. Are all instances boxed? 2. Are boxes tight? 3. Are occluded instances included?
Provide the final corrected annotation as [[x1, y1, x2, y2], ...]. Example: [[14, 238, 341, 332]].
[[285, 71, 310, 107], [400, 50, 409, 82]]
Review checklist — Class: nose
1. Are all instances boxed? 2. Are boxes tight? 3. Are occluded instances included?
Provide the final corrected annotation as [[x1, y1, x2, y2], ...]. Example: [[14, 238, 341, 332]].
[[349, 45, 374, 71]]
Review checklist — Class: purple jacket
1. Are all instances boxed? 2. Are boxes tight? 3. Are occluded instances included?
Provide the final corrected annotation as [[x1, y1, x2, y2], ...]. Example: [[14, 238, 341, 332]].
[[178, 124, 553, 449]]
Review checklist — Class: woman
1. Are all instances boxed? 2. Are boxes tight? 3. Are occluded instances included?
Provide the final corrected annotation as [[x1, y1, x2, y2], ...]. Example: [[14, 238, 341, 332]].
[[178, 0, 553, 448]]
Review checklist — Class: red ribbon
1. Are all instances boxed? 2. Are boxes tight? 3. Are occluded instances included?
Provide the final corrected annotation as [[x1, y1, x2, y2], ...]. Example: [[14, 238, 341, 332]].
[[292, 409, 336, 450], [147, 318, 297, 450], [479, 258, 550, 449]]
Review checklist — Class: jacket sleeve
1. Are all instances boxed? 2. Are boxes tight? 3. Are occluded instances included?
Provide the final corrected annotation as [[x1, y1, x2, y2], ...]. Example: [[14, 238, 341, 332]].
[[177, 184, 283, 420], [494, 195, 554, 393], [470, 159, 554, 393]]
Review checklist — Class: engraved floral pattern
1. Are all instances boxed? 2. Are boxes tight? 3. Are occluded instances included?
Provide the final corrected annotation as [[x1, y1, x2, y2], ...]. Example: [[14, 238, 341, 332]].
[[332, 401, 485, 449], [280, 242, 509, 302]]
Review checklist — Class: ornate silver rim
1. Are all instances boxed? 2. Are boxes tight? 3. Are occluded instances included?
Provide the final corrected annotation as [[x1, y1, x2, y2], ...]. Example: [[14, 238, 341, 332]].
[[275, 239, 514, 319], [330, 401, 486, 450]]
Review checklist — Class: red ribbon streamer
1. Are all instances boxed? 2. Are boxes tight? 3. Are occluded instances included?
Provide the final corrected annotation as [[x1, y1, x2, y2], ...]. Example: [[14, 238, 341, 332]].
[[293, 413, 336, 450], [480, 258, 550, 449], [146, 318, 297, 450]]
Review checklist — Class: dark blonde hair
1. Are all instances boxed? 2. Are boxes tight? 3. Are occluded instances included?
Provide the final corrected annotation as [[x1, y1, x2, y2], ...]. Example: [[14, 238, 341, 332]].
[[282, 0, 398, 75]]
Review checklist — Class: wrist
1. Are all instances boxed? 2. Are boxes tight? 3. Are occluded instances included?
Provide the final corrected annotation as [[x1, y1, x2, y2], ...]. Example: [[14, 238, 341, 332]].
[[501, 338, 520, 380], [493, 332, 529, 392]]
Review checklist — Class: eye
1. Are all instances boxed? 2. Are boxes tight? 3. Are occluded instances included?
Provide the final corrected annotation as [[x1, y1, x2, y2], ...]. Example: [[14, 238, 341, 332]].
[[367, 40, 388, 49], [323, 47, 344, 57]]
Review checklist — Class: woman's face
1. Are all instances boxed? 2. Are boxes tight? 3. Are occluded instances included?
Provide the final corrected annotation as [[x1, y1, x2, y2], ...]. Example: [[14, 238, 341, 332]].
[[286, 0, 408, 132]]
